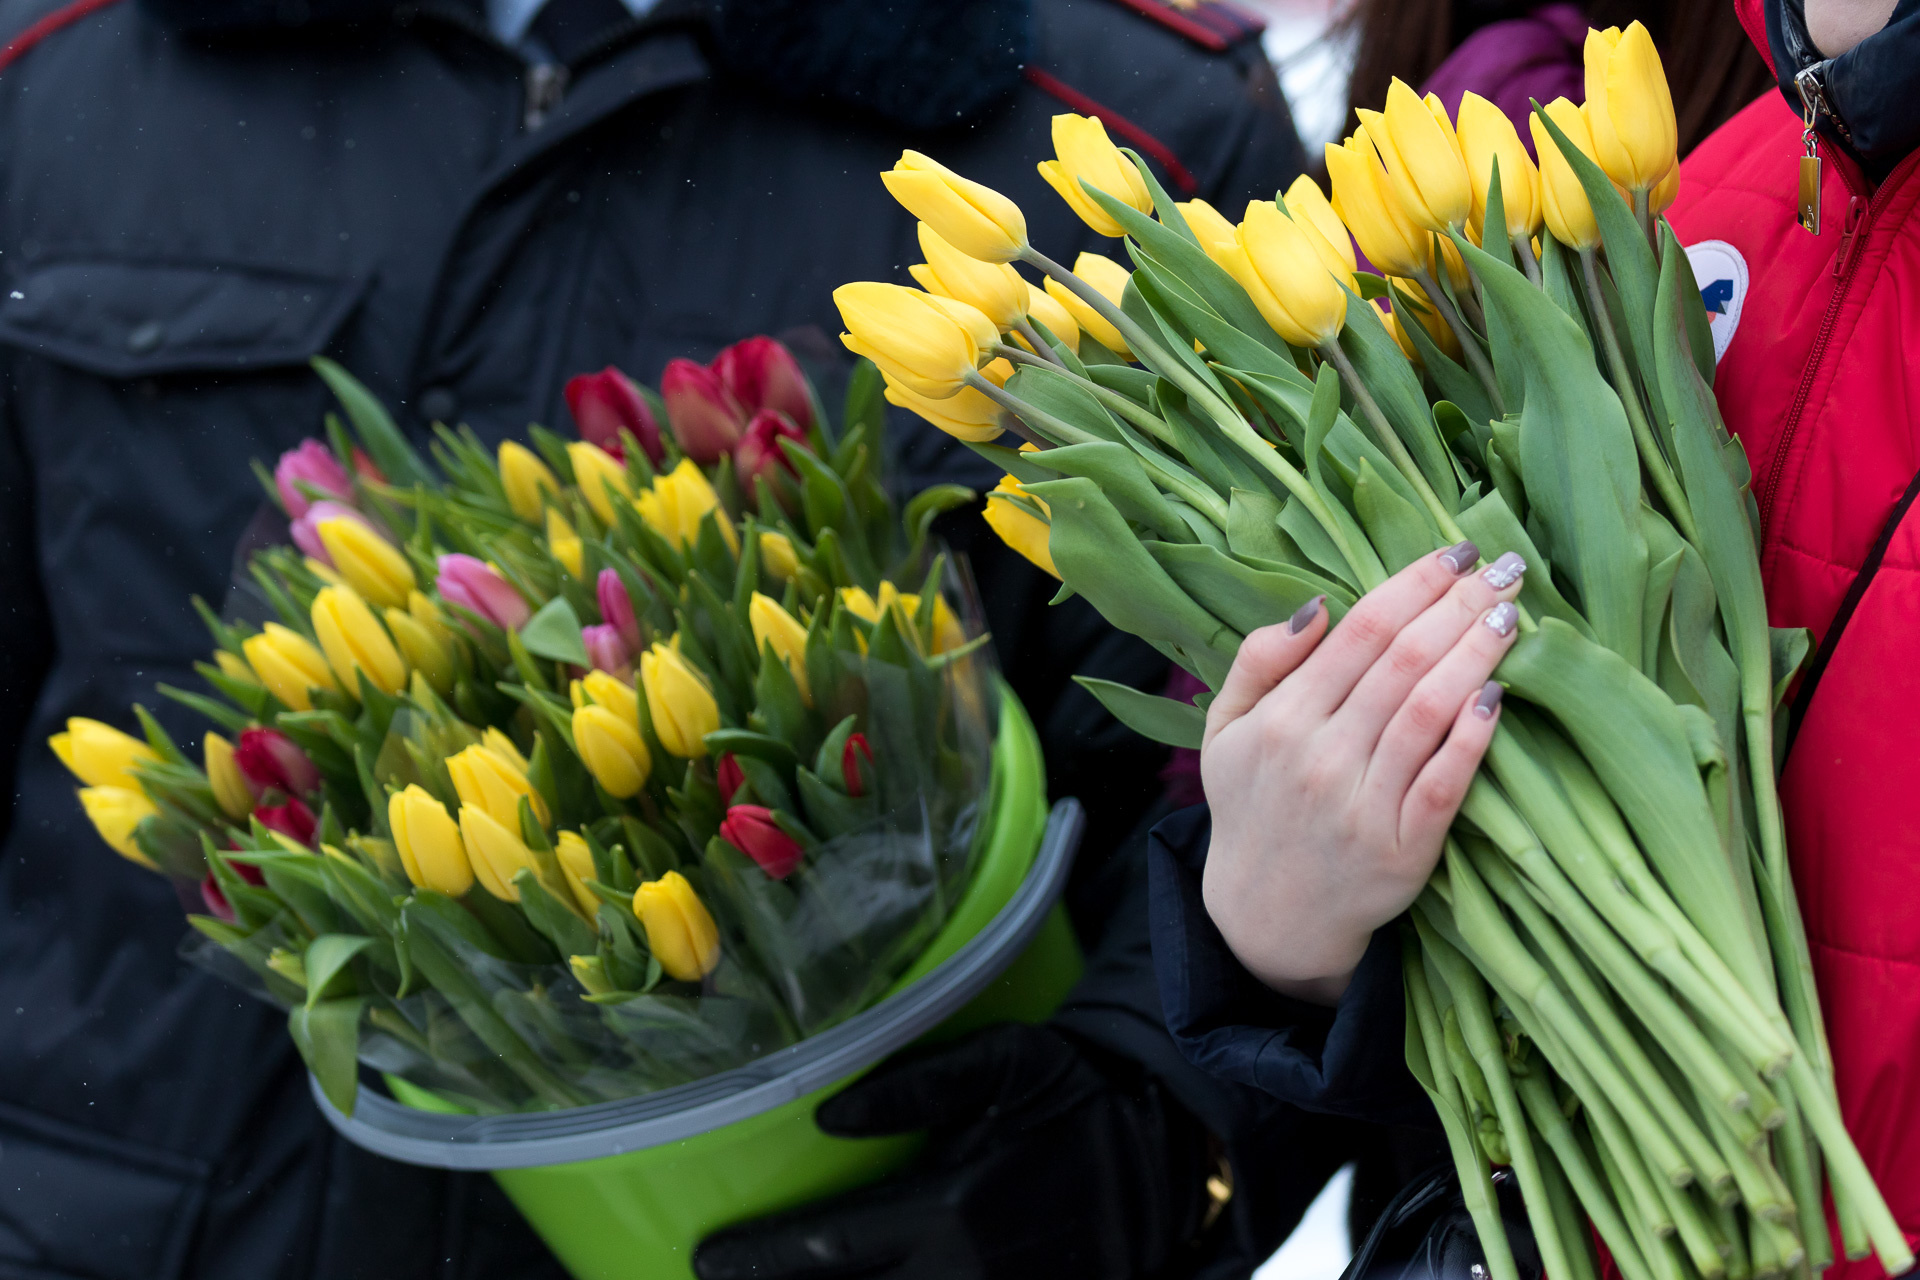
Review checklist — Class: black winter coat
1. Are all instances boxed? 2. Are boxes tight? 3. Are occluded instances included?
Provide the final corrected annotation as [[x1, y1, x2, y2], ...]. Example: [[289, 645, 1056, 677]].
[[0, 1, 1334, 1277]]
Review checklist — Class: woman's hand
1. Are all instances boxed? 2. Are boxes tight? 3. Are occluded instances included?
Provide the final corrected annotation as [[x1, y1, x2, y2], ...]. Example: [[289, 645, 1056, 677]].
[[1199, 541, 1525, 1005]]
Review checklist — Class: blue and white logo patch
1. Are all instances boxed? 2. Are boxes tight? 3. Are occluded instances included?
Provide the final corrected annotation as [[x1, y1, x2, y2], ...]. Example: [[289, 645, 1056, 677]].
[[1683, 240, 1748, 364]]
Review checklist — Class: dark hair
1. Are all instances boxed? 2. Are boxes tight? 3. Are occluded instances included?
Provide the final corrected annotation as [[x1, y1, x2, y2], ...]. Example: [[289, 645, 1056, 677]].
[[1335, 0, 1774, 159]]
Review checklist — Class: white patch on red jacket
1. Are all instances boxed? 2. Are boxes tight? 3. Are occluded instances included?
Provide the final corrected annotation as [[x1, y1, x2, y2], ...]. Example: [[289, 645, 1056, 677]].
[[1684, 239, 1748, 364]]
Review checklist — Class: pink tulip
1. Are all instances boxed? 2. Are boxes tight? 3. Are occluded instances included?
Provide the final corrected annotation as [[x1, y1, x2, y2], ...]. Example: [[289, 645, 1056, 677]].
[[582, 624, 633, 679], [712, 337, 813, 429], [254, 797, 318, 847], [274, 439, 353, 519], [720, 804, 805, 879], [733, 410, 805, 492], [596, 568, 643, 653], [661, 358, 748, 464], [234, 727, 321, 798], [565, 367, 665, 464], [436, 554, 532, 631]]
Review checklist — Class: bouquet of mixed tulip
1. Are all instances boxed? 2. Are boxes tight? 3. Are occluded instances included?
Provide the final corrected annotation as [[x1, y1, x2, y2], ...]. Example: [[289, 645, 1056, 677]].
[[51, 337, 1002, 1116], [831, 23, 1910, 1280]]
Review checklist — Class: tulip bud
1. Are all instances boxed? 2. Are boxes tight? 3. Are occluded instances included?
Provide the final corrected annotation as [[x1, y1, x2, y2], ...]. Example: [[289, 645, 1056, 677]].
[[633, 871, 722, 981], [581, 666, 640, 721], [716, 752, 745, 802], [1390, 278, 1463, 360], [748, 592, 812, 704], [554, 830, 601, 918], [596, 568, 643, 653], [77, 785, 159, 868], [927, 594, 966, 655], [566, 440, 635, 527], [842, 733, 873, 798], [1283, 176, 1358, 273], [1218, 201, 1350, 349], [1038, 113, 1154, 238], [1531, 99, 1604, 250], [447, 742, 549, 829], [1456, 92, 1542, 243], [311, 584, 409, 696], [49, 717, 158, 792], [458, 805, 540, 901], [388, 784, 474, 896], [234, 726, 322, 797], [983, 475, 1058, 578], [1650, 163, 1679, 215], [881, 150, 1028, 263], [384, 606, 456, 694], [1325, 128, 1434, 280], [1584, 23, 1677, 194], [316, 517, 416, 610], [565, 366, 665, 464], [202, 733, 255, 821], [882, 373, 1005, 444], [274, 439, 353, 519], [582, 624, 633, 681], [242, 623, 338, 712], [255, 796, 318, 847], [200, 873, 237, 922], [1019, 283, 1081, 355], [1043, 253, 1132, 358], [758, 531, 800, 581], [661, 357, 749, 465], [733, 410, 805, 491], [636, 459, 738, 554], [833, 282, 996, 400], [1175, 197, 1240, 264], [214, 650, 259, 688], [909, 222, 1028, 332], [482, 727, 531, 775], [543, 507, 585, 578], [640, 641, 720, 759], [1356, 81, 1472, 234], [435, 554, 532, 631], [498, 440, 562, 524], [290, 500, 370, 567], [572, 702, 652, 798], [711, 336, 814, 428], [719, 804, 806, 879]]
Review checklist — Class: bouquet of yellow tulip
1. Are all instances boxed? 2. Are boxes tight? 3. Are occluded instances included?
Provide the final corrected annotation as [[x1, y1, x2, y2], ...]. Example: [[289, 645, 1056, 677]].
[[52, 341, 1003, 1115], [833, 22, 1909, 1280]]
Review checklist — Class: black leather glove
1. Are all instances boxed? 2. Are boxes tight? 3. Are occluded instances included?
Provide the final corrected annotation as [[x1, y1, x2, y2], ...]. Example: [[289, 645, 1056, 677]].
[[1345, 1164, 1542, 1280], [693, 1022, 1214, 1280]]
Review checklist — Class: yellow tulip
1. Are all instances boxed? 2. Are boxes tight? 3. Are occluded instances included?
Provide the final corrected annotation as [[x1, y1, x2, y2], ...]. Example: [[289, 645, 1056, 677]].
[[759, 531, 800, 581], [50, 717, 158, 791], [446, 742, 549, 829], [1282, 176, 1357, 273], [1456, 92, 1542, 243], [880, 151, 1028, 263], [482, 727, 531, 775], [1043, 252, 1132, 358], [214, 650, 259, 687], [640, 642, 719, 758], [243, 623, 337, 711], [498, 440, 561, 524], [573, 703, 652, 798], [1389, 278, 1463, 359], [883, 373, 1004, 444], [633, 871, 721, 982], [457, 804, 540, 901], [1175, 197, 1240, 265], [570, 954, 615, 995], [204, 732, 254, 820], [316, 518, 415, 610], [1585, 22, 1677, 193], [581, 668, 641, 722], [1020, 283, 1081, 355], [383, 606, 455, 694], [1650, 162, 1679, 215], [1325, 128, 1433, 280], [983, 475, 1059, 578], [1354, 81, 1471, 235], [388, 784, 473, 896], [545, 507, 585, 578], [1219, 200, 1350, 348], [909, 223, 1026, 331], [748, 592, 812, 703], [304, 557, 345, 587], [1530, 99, 1603, 250], [635, 458, 739, 555], [567, 441, 633, 527], [834, 282, 995, 400], [311, 584, 408, 696], [78, 785, 158, 869], [1037, 113, 1153, 238], [555, 830, 601, 918]]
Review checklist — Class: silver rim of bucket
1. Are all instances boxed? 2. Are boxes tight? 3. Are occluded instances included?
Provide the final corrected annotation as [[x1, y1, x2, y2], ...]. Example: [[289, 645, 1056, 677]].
[[311, 798, 1084, 1169]]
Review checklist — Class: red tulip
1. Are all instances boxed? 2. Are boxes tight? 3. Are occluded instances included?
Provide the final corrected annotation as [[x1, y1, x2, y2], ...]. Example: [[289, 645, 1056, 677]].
[[565, 367, 665, 465], [712, 336, 813, 429], [716, 752, 745, 802], [661, 358, 748, 464], [733, 410, 805, 491], [842, 733, 874, 798], [254, 797, 318, 847], [719, 804, 805, 879], [199, 859, 266, 922], [234, 727, 321, 798], [597, 568, 643, 653], [274, 439, 353, 519], [436, 554, 532, 631], [582, 624, 633, 679], [350, 446, 388, 485]]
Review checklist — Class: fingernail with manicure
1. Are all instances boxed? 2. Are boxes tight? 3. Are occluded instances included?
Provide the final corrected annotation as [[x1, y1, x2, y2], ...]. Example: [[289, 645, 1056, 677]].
[[1482, 551, 1526, 589], [1484, 602, 1519, 637], [1438, 540, 1479, 575], [1287, 595, 1325, 635], [1473, 681, 1504, 720]]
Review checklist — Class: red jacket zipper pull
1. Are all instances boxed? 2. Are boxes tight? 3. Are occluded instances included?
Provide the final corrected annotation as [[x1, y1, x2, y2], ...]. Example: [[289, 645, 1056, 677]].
[[1834, 196, 1867, 278]]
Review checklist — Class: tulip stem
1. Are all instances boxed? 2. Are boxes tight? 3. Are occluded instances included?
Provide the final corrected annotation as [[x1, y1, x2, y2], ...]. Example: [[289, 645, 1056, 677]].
[[963, 368, 1091, 450], [1321, 340, 1465, 543], [1577, 248, 1698, 544], [1413, 265, 1506, 417], [1633, 189, 1655, 252], [1513, 234, 1543, 287], [1011, 319, 1068, 368], [995, 344, 1179, 447]]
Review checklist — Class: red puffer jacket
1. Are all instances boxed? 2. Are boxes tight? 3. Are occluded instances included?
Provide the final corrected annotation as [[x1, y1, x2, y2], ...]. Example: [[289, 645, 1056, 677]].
[[1669, 7, 1920, 1275]]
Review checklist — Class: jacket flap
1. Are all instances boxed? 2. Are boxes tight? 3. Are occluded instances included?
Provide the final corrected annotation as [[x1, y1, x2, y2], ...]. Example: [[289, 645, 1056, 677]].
[[0, 259, 367, 379]]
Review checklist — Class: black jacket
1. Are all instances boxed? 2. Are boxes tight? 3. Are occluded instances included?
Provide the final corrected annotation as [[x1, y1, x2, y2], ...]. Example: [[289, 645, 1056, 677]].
[[0, 1, 1318, 1277]]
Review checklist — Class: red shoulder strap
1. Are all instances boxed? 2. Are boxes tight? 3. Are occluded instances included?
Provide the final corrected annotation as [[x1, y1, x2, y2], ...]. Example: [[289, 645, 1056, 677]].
[[1103, 0, 1264, 53], [1023, 66, 1201, 195], [0, 0, 126, 73]]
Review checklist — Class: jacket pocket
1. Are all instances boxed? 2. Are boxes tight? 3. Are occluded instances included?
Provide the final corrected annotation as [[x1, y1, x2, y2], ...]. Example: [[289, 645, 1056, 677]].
[[0, 1099, 209, 1280], [0, 258, 367, 379]]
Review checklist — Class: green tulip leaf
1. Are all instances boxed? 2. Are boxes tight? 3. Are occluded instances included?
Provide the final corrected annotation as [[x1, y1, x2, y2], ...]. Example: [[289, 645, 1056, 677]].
[[1338, 286, 1461, 510], [1225, 486, 1288, 564], [518, 597, 588, 668], [289, 996, 368, 1115], [1024, 441, 1193, 544], [1147, 539, 1342, 639], [301, 934, 374, 1009], [1389, 281, 1495, 428], [311, 357, 434, 489], [1455, 490, 1592, 639], [1074, 676, 1206, 750], [1353, 456, 1441, 572]]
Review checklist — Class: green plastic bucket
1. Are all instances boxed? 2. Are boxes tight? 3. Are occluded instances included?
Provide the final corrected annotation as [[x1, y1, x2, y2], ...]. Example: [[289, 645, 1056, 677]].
[[313, 689, 1083, 1280]]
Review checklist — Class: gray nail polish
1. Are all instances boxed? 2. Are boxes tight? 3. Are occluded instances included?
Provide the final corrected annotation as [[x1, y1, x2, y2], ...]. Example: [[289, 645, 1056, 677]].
[[1484, 602, 1519, 637], [1438, 540, 1479, 575], [1473, 681, 1504, 720], [1287, 595, 1325, 635], [1482, 551, 1527, 589]]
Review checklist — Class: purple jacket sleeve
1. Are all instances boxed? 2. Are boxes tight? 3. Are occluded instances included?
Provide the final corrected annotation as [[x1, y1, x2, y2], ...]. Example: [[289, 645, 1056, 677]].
[[1146, 805, 1434, 1127]]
